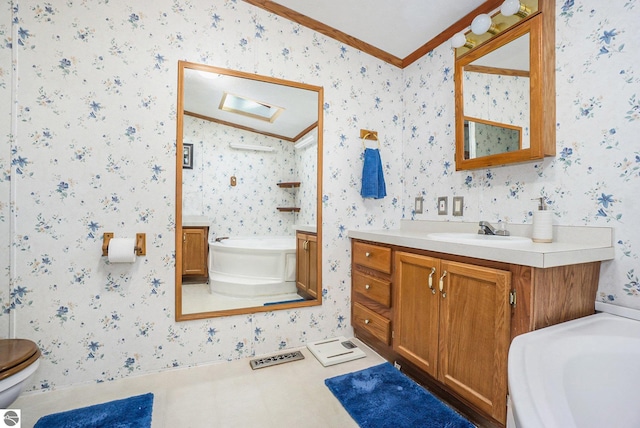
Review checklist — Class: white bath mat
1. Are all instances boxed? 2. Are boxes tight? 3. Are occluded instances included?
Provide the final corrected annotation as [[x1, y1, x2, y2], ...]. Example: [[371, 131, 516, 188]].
[[307, 336, 366, 367]]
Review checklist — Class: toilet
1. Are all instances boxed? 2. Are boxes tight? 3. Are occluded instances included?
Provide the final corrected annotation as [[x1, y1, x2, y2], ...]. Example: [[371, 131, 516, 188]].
[[0, 339, 41, 408]]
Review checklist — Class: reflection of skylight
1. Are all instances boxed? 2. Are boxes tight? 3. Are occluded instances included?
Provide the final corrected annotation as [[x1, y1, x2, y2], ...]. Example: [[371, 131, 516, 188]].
[[219, 93, 284, 123]]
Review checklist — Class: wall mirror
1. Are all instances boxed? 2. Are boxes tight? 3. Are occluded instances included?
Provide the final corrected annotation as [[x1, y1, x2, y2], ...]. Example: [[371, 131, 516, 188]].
[[175, 61, 323, 321], [454, 13, 555, 170]]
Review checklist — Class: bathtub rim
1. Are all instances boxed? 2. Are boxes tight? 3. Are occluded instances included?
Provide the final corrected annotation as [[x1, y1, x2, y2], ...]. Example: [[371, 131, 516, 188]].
[[208, 235, 297, 298], [208, 235, 296, 251], [508, 306, 640, 428]]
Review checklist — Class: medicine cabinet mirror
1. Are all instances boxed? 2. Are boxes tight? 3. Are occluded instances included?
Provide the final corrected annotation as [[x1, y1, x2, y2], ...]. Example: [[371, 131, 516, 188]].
[[454, 13, 555, 170], [175, 61, 323, 321]]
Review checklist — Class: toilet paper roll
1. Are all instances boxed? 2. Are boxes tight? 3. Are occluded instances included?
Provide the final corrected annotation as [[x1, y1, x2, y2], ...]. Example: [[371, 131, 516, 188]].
[[107, 238, 137, 263]]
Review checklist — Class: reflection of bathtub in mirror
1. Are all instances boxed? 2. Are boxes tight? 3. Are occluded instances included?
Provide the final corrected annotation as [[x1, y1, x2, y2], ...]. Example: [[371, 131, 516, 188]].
[[175, 61, 323, 320], [208, 236, 297, 297]]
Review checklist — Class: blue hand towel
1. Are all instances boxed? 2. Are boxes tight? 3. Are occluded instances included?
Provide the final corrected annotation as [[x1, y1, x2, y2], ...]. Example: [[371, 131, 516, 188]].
[[361, 148, 387, 199]]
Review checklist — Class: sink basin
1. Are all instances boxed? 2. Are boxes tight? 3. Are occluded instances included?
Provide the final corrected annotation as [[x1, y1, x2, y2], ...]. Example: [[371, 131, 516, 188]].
[[426, 232, 532, 247]]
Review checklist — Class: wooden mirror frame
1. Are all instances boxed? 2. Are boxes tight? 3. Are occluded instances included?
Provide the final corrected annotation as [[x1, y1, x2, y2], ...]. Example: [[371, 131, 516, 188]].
[[454, 9, 555, 170], [175, 61, 323, 321]]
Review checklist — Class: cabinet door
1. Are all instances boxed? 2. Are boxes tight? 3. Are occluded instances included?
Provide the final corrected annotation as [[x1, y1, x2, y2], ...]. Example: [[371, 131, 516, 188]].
[[438, 260, 511, 424], [393, 252, 440, 378], [296, 233, 309, 292], [296, 232, 317, 298], [182, 227, 207, 276], [306, 233, 318, 298]]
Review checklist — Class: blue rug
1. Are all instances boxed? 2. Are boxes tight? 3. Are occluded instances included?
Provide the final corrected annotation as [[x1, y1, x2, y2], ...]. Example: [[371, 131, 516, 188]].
[[34, 392, 153, 428], [325, 363, 474, 428]]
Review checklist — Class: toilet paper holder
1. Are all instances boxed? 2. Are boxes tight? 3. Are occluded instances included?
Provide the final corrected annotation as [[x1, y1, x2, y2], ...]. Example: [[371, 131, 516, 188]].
[[102, 233, 146, 257]]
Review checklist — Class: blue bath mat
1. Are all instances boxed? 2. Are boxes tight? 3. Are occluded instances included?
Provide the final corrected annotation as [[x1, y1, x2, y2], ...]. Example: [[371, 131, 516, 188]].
[[325, 363, 474, 428], [34, 392, 153, 428]]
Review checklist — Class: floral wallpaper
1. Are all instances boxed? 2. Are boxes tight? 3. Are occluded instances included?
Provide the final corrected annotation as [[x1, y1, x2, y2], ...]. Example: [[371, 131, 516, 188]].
[[0, 0, 638, 395], [463, 71, 530, 152], [0, 0, 10, 338], [293, 129, 319, 228], [182, 115, 317, 237], [403, 0, 640, 309], [1, 0, 403, 392], [466, 120, 520, 158]]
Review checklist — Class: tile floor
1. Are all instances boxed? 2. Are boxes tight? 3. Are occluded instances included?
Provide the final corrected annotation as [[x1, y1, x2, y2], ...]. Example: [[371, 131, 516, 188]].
[[181, 282, 303, 314], [14, 338, 386, 427]]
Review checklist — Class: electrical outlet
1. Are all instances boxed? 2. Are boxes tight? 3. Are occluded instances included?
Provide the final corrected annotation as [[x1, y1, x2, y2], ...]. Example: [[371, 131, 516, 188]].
[[437, 196, 448, 215], [415, 196, 424, 214], [453, 196, 464, 216]]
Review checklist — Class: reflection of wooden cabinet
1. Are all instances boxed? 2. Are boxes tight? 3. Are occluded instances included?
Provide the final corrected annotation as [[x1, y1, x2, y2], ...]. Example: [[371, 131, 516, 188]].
[[182, 227, 208, 280], [296, 231, 317, 298], [351, 238, 602, 426], [394, 252, 510, 423]]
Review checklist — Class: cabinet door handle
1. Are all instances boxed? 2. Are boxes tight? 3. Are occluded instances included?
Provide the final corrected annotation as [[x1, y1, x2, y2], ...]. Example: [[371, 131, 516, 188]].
[[365, 284, 371, 290], [364, 319, 370, 325], [303, 240, 308, 250], [427, 267, 437, 294], [439, 270, 448, 298], [365, 252, 371, 257], [183, 233, 186, 243]]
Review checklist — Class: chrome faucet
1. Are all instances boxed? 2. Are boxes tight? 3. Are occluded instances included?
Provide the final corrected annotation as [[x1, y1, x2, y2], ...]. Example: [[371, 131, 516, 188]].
[[214, 236, 229, 242], [478, 221, 510, 236]]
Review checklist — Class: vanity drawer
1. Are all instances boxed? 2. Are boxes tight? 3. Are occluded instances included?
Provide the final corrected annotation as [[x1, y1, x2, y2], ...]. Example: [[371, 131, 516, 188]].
[[353, 302, 391, 345], [353, 271, 391, 308], [353, 241, 391, 274]]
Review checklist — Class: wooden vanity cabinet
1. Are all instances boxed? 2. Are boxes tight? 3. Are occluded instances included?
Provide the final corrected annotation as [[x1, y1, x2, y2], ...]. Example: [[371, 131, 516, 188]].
[[351, 241, 393, 345], [296, 231, 318, 299], [350, 238, 602, 427], [182, 226, 209, 280], [394, 252, 511, 423]]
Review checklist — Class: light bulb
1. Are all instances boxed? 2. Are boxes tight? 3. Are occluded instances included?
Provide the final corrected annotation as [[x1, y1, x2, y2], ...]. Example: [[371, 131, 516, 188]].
[[450, 32, 467, 49], [471, 14, 492, 35], [501, 0, 521, 17]]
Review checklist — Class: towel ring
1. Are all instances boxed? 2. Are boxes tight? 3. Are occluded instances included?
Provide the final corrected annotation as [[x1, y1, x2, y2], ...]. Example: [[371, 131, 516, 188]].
[[362, 133, 380, 150]]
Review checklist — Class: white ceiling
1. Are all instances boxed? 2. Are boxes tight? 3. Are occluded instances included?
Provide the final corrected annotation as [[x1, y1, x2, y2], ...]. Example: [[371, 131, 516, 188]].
[[272, 0, 489, 58], [183, 68, 318, 141]]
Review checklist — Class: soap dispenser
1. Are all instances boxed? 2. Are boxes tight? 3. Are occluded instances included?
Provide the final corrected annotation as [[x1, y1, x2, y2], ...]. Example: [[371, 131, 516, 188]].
[[532, 198, 552, 243]]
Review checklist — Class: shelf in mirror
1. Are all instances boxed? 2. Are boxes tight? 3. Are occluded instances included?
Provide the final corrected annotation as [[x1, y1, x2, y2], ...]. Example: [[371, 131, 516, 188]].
[[277, 182, 300, 188]]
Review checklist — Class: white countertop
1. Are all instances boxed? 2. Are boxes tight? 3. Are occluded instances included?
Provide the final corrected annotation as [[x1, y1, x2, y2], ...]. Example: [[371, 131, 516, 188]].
[[183, 215, 210, 227], [292, 224, 317, 234], [348, 220, 615, 268]]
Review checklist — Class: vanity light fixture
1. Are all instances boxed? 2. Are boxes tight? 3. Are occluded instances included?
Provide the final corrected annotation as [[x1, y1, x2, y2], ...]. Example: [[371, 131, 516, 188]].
[[450, 31, 475, 49], [500, 0, 531, 18], [471, 13, 499, 35]]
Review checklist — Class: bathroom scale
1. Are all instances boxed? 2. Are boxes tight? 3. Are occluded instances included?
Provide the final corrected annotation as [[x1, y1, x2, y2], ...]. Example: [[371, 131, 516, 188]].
[[306, 336, 366, 367]]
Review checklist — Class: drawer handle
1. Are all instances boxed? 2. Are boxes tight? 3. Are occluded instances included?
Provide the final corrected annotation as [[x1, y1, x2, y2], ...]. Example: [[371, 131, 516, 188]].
[[427, 267, 436, 295], [365, 284, 371, 290], [365, 252, 371, 258], [364, 319, 371, 325], [439, 270, 448, 298]]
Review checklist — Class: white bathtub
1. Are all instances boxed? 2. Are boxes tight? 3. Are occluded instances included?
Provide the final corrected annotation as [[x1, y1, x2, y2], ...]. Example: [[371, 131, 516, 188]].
[[508, 308, 640, 428], [208, 236, 297, 297]]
